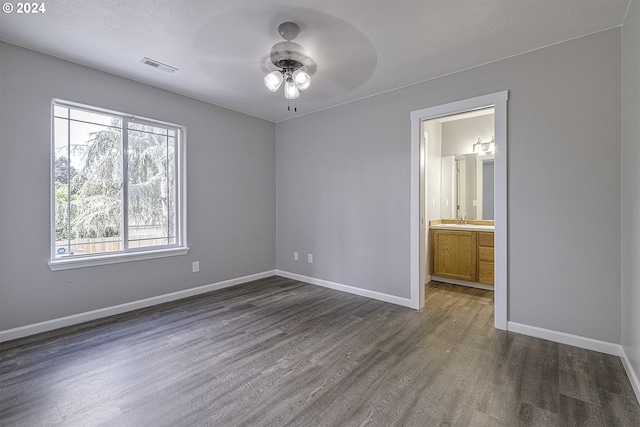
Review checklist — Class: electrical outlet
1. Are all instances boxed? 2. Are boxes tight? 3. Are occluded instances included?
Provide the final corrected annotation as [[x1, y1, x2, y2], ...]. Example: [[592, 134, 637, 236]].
[[294, 252, 299, 261], [308, 254, 313, 263], [192, 261, 200, 272]]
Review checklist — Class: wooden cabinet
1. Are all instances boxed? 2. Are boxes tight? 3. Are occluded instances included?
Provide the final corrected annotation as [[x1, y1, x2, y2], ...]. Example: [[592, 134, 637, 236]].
[[477, 232, 494, 285], [430, 228, 494, 286], [431, 229, 477, 282]]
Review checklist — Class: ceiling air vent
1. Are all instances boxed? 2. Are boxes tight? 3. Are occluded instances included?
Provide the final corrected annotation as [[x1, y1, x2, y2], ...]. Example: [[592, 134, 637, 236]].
[[140, 57, 178, 73]]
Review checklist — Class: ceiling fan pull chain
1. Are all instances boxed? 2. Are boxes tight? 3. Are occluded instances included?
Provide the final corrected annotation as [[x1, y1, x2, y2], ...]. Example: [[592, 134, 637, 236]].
[[287, 99, 298, 112]]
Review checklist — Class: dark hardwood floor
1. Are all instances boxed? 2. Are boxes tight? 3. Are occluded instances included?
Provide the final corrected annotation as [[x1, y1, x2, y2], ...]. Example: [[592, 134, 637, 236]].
[[1, 277, 638, 426]]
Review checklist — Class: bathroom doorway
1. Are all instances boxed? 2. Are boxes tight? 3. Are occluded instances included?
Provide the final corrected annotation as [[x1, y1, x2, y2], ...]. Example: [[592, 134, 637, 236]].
[[410, 91, 508, 330], [422, 108, 495, 290]]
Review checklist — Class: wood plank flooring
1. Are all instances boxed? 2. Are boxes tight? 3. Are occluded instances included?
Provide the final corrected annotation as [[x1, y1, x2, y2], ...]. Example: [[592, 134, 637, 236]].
[[1, 277, 638, 426]]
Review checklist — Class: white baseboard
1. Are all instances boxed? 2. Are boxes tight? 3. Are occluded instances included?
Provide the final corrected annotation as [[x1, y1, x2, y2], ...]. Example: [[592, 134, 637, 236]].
[[276, 270, 413, 308], [0, 270, 277, 343], [507, 321, 621, 356], [620, 346, 640, 404]]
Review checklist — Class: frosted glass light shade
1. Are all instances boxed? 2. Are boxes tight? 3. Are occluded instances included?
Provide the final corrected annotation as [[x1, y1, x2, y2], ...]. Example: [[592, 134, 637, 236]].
[[264, 71, 283, 92], [473, 138, 484, 154], [292, 69, 311, 90], [284, 80, 299, 99]]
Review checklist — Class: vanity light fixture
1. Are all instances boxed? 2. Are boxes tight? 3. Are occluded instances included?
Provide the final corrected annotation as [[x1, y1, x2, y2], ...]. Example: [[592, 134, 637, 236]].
[[472, 136, 495, 155], [487, 136, 495, 154], [473, 137, 484, 154]]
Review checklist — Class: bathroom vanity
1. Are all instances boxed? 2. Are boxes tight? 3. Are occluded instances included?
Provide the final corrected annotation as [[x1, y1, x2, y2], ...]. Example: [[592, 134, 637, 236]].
[[429, 221, 494, 288]]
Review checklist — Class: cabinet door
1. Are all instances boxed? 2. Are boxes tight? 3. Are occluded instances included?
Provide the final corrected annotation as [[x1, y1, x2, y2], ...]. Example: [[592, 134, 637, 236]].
[[433, 230, 477, 281]]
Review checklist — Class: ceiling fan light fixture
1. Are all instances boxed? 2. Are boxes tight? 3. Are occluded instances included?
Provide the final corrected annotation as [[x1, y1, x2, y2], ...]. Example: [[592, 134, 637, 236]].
[[264, 70, 283, 92], [284, 79, 300, 99], [292, 69, 311, 90], [264, 22, 314, 107]]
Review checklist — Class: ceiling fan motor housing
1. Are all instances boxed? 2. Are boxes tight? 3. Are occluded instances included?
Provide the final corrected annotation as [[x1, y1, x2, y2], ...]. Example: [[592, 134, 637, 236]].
[[270, 41, 307, 72], [278, 21, 300, 41]]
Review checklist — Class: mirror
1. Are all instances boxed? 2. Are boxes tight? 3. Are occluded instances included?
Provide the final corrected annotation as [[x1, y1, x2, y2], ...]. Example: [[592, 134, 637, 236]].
[[440, 153, 494, 220]]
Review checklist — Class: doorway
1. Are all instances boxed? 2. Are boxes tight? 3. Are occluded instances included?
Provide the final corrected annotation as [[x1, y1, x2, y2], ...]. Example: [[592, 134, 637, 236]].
[[423, 108, 495, 290], [410, 91, 508, 330]]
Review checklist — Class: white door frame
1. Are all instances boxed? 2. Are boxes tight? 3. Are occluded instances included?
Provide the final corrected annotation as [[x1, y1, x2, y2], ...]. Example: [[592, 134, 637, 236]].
[[410, 91, 508, 330]]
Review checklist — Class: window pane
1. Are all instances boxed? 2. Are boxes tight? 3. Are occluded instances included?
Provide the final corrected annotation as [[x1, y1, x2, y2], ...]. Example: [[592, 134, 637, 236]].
[[128, 122, 168, 136], [127, 124, 176, 249], [54, 117, 69, 150], [54, 116, 71, 256], [70, 109, 121, 128], [54, 106, 69, 119], [54, 106, 123, 258], [167, 136, 176, 240], [69, 120, 123, 256]]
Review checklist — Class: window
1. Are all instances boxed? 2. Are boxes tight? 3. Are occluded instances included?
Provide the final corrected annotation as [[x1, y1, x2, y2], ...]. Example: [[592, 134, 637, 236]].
[[50, 100, 187, 270]]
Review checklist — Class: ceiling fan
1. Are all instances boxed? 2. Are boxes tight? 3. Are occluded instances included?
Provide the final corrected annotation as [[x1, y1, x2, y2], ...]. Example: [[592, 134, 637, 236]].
[[263, 22, 316, 109]]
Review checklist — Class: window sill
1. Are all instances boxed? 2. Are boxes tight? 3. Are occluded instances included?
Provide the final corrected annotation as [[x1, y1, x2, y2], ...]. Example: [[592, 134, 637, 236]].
[[48, 247, 190, 271]]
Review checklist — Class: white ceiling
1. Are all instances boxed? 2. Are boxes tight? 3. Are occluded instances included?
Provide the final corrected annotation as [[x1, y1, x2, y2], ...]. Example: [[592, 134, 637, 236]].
[[0, 0, 630, 122]]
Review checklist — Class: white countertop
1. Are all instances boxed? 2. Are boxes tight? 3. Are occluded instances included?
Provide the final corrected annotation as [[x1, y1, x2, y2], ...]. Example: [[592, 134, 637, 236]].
[[430, 223, 495, 231]]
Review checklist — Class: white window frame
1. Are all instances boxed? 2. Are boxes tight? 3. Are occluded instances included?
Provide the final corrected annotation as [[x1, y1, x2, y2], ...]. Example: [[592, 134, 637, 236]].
[[49, 99, 188, 271]]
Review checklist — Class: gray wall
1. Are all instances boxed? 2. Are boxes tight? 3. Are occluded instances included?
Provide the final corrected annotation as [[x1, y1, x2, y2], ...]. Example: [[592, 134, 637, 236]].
[[276, 28, 621, 342], [622, 0, 640, 385], [0, 42, 276, 331]]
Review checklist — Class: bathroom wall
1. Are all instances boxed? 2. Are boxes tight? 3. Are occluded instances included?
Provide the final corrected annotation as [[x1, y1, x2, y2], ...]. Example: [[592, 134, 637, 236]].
[[423, 119, 442, 221], [441, 114, 494, 156]]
